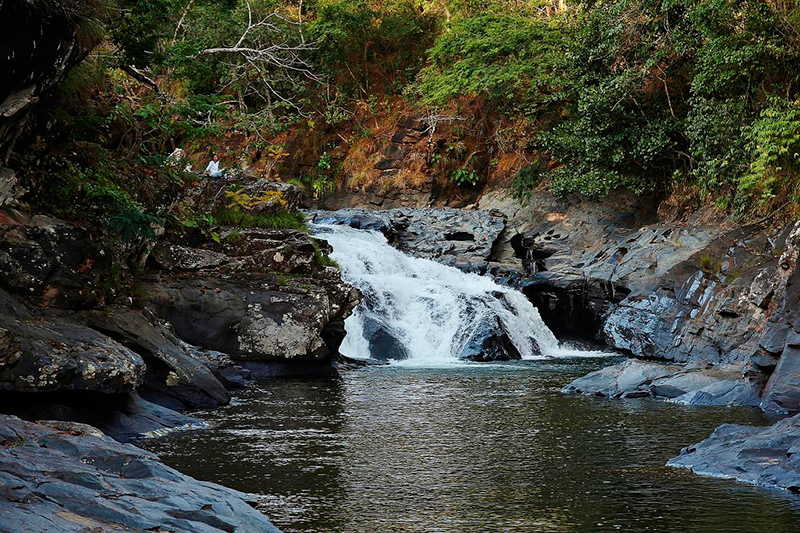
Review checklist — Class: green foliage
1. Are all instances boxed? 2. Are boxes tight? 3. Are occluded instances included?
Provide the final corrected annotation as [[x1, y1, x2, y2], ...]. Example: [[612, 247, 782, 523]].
[[32, 155, 163, 242], [449, 168, 481, 187], [739, 98, 800, 208], [225, 230, 246, 244], [308, 0, 441, 96], [417, 13, 566, 114], [510, 160, 545, 203]]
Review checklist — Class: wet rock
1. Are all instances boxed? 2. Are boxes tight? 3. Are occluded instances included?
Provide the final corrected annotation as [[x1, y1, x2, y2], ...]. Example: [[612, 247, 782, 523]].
[[668, 413, 800, 492], [361, 316, 408, 361], [0, 415, 279, 532], [562, 359, 761, 405], [459, 315, 522, 362]]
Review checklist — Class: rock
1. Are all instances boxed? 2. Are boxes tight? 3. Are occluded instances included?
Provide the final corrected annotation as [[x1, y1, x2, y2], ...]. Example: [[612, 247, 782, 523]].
[[179, 341, 254, 390], [668, 413, 800, 492], [217, 228, 318, 275], [562, 359, 677, 398], [147, 274, 358, 364], [459, 315, 522, 362], [0, 295, 145, 394], [83, 307, 230, 410], [184, 176, 303, 214], [361, 316, 408, 360], [150, 242, 230, 271], [0, 168, 24, 207], [0, 216, 114, 309], [562, 359, 762, 405], [761, 345, 800, 414], [0, 415, 280, 532]]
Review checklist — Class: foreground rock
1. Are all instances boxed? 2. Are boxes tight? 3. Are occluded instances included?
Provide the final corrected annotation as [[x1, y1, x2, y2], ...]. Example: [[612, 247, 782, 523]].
[[0, 415, 279, 532], [562, 359, 762, 406], [668, 413, 800, 492]]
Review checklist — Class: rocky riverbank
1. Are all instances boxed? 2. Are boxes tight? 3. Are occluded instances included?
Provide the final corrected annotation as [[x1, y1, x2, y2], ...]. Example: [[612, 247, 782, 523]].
[[0, 170, 359, 530]]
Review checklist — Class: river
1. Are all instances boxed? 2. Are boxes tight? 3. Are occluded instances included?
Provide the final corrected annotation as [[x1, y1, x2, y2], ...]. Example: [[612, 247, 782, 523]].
[[141, 224, 800, 531]]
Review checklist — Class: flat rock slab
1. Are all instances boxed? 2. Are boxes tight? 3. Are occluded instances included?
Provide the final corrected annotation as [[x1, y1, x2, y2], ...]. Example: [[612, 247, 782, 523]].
[[562, 359, 762, 406], [668, 413, 800, 492], [0, 415, 280, 532]]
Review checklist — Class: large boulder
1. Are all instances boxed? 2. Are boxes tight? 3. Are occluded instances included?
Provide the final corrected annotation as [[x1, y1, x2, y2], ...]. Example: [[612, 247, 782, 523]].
[[459, 315, 523, 362], [0, 415, 280, 532], [0, 291, 145, 394], [147, 276, 349, 363], [146, 225, 360, 369]]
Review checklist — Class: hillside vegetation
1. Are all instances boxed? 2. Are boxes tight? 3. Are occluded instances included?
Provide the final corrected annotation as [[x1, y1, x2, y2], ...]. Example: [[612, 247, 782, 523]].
[[12, 0, 800, 234]]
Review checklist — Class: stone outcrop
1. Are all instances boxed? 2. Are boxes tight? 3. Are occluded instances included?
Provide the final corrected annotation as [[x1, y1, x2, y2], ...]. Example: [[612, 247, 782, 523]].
[[83, 307, 232, 410], [0, 415, 280, 532], [477, 188, 800, 409], [668, 413, 800, 492], [146, 223, 359, 369]]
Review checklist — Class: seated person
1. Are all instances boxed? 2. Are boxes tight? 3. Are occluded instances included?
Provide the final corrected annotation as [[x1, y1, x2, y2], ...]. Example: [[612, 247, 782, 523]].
[[204, 154, 225, 178]]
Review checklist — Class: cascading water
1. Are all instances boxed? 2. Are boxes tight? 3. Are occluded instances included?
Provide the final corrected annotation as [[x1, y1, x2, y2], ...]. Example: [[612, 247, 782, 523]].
[[314, 224, 570, 364]]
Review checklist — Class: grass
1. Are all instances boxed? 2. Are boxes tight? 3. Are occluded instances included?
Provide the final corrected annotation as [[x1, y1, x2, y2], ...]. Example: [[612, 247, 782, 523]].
[[216, 208, 307, 231]]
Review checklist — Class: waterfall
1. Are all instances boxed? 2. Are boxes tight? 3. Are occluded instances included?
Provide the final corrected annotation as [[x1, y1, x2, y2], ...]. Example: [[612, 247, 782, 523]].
[[314, 224, 570, 364]]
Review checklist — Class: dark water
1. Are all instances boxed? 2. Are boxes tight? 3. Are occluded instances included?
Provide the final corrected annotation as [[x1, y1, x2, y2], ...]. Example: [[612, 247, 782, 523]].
[[142, 358, 800, 532]]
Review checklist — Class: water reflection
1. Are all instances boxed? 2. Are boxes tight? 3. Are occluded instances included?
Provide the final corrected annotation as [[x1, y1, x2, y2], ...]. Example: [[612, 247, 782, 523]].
[[142, 359, 800, 532]]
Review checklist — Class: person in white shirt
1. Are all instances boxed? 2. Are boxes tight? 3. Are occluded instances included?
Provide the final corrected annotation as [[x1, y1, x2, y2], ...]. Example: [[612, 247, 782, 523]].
[[204, 154, 224, 178]]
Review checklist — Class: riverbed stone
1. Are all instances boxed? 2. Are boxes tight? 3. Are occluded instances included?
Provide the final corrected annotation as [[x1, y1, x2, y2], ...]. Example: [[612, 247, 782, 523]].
[[0, 415, 280, 532]]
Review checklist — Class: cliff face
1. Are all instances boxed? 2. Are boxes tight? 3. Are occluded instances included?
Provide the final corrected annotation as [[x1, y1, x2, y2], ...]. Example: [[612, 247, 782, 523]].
[[0, 0, 96, 161], [478, 187, 800, 412]]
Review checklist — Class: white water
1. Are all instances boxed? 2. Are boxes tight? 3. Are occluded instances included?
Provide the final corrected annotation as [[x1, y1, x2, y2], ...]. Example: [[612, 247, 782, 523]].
[[315, 224, 593, 365]]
